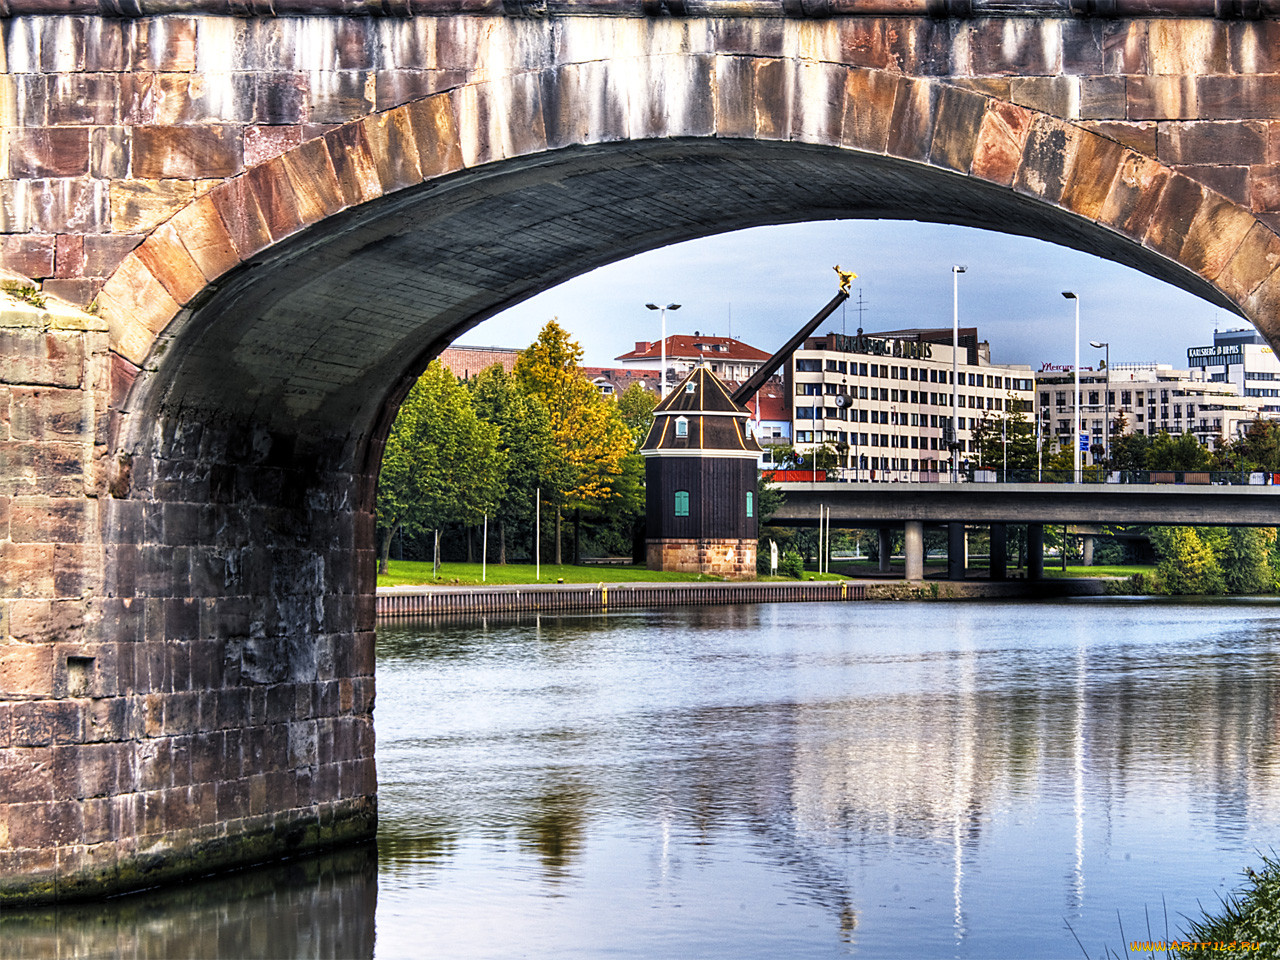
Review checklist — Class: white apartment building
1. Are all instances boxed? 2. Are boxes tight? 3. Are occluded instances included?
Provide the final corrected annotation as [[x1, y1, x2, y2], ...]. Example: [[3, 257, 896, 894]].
[[1035, 362, 1262, 456], [786, 329, 1035, 479]]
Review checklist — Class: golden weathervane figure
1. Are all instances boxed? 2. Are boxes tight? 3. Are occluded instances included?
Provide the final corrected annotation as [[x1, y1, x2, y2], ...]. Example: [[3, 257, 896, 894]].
[[834, 265, 857, 294]]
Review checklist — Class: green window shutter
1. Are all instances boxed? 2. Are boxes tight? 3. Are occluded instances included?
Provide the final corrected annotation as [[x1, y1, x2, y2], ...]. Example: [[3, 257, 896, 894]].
[[674, 490, 690, 517]]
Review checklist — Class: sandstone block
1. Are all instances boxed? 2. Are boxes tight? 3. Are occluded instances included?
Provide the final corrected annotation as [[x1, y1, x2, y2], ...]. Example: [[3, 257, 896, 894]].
[[9, 387, 88, 441], [405, 93, 465, 181], [0, 235, 55, 280], [1010, 77, 1079, 120], [244, 125, 304, 168], [1197, 76, 1280, 121], [0, 746, 52, 802], [109, 179, 195, 234], [1081, 121, 1157, 157], [713, 55, 756, 141], [255, 73, 307, 125], [47, 73, 118, 126], [308, 71, 376, 125], [1159, 121, 1267, 167], [135, 223, 207, 307], [1128, 77, 1198, 122], [1060, 132, 1125, 221], [96, 256, 180, 365], [1099, 153, 1171, 238], [1014, 116, 1079, 206], [152, 73, 256, 126], [968, 20, 1061, 77], [131, 126, 241, 181], [887, 77, 938, 164], [841, 68, 897, 155], [245, 159, 304, 243], [132, 18, 197, 72], [1145, 173, 1205, 260], [972, 101, 1035, 187], [930, 84, 986, 174], [8, 128, 90, 179], [1080, 77, 1126, 121], [208, 172, 273, 262], [168, 194, 240, 283], [1149, 20, 1230, 77], [82, 234, 143, 279], [1183, 165, 1249, 206], [1182, 193, 1257, 281], [1218, 222, 1280, 303]]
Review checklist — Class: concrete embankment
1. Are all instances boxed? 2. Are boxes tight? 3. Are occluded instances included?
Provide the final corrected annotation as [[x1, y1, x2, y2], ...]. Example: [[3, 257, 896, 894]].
[[376, 578, 1111, 618]]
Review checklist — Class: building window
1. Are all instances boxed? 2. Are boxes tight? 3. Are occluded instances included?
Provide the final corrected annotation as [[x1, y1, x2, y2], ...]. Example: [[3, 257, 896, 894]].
[[746, 492, 754, 518], [675, 416, 689, 436], [674, 490, 690, 517]]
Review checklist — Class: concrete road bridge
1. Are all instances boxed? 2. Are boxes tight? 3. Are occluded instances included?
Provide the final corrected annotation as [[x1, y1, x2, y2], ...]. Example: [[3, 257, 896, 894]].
[[771, 479, 1280, 577], [9, 0, 1280, 900]]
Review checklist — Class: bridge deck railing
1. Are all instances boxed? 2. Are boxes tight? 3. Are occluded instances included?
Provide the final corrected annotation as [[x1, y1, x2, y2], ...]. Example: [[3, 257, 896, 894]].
[[773, 468, 1279, 486]]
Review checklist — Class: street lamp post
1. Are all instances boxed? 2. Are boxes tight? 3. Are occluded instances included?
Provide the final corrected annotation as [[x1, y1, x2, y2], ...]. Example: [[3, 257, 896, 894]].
[[952, 265, 966, 480], [1090, 340, 1110, 474], [1062, 291, 1081, 483], [645, 302, 681, 398]]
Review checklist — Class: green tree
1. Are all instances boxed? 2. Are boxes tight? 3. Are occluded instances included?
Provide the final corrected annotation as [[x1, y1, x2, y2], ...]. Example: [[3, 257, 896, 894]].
[[971, 400, 1038, 475], [616, 382, 658, 445], [1109, 416, 1151, 473], [515, 321, 634, 562], [377, 361, 505, 573], [1220, 527, 1277, 595], [1151, 526, 1225, 595], [1214, 418, 1280, 474], [1147, 430, 1211, 471], [468, 364, 556, 564]]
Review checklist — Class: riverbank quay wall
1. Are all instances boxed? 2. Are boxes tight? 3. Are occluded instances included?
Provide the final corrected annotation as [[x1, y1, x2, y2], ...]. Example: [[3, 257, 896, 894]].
[[8, 1, 1280, 904], [375, 578, 1110, 618]]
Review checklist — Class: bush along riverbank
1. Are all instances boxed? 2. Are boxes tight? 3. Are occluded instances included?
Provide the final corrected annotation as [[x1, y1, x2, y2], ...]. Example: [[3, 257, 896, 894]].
[[1103, 527, 1280, 598]]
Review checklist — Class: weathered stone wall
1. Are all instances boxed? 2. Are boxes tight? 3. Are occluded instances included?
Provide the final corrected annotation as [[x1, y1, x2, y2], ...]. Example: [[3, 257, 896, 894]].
[[648, 537, 757, 578], [4, 15, 1280, 305], [0, 284, 377, 901]]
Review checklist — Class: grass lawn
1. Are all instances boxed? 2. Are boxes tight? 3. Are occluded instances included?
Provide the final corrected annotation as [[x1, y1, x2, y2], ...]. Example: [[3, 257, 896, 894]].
[[376, 559, 850, 587], [1041, 564, 1157, 579]]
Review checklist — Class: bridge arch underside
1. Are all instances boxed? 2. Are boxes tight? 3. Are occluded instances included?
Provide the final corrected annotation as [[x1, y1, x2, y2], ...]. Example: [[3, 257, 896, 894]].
[[13, 79, 1280, 898]]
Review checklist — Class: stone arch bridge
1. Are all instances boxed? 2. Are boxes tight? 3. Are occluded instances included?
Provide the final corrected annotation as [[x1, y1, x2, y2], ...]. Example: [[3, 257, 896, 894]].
[[5, 0, 1280, 900]]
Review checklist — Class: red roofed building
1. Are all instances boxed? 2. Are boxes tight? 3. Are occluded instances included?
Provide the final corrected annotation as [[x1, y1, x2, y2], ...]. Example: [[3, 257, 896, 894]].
[[615, 334, 772, 392]]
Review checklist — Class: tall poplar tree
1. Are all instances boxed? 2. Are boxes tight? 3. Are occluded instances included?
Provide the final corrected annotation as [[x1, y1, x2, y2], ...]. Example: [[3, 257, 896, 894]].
[[376, 361, 505, 573], [514, 321, 633, 562], [468, 364, 556, 563]]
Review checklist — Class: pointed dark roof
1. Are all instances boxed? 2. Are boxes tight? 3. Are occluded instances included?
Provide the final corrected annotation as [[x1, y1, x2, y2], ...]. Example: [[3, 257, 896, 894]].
[[642, 366, 762, 456]]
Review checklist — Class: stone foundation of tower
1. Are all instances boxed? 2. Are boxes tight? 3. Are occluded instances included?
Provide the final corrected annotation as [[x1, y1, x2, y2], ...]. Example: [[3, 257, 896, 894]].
[[646, 539, 757, 580]]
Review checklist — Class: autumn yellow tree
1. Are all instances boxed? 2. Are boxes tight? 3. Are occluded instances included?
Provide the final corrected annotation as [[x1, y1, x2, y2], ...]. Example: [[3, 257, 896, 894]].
[[515, 320, 633, 562]]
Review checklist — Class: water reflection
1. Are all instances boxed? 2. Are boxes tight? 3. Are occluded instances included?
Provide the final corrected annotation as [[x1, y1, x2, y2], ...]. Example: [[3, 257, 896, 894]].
[[376, 600, 1280, 957], [19, 600, 1280, 959], [0, 843, 377, 959]]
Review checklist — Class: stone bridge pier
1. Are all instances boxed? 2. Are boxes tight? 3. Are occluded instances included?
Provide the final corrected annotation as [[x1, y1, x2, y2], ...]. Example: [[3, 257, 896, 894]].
[[2, 292, 377, 900], [8, 1, 1280, 900]]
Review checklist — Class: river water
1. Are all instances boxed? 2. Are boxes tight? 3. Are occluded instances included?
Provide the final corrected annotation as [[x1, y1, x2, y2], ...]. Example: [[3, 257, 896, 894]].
[[6, 599, 1280, 958]]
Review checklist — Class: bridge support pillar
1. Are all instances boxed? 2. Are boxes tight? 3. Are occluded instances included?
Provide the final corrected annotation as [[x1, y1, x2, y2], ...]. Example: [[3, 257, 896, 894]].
[[904, 521, 924, 581], [947, 523, 966, 581], [878, 528, 892, 573], [1028, 524, 1045, 581], [990, 523, 1008, 581], [1082, 534, 1095, 567]]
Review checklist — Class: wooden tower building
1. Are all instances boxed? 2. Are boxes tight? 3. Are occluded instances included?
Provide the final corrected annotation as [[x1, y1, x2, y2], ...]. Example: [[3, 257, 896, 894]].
[[641, 365, 762, 578]]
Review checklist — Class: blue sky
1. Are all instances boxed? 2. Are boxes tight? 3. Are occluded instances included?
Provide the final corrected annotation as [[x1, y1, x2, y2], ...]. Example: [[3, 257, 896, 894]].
[[464, 220, 1247, 373]]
